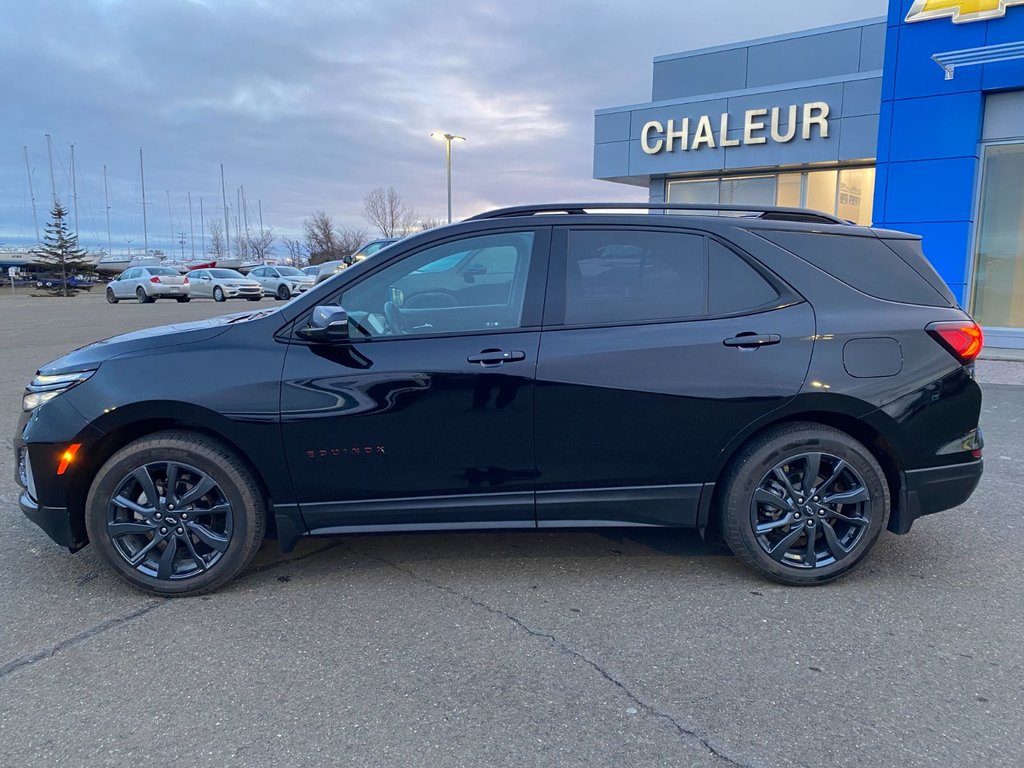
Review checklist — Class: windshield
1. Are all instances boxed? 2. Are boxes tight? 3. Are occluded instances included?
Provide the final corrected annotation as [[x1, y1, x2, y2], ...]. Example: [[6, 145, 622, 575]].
[[277, 266, 304, 276], [209, 269, 244, 278]]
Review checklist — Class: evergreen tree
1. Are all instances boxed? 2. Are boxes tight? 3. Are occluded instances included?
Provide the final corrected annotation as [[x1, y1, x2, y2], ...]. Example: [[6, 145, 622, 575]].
[[33, 201, 94, 297]]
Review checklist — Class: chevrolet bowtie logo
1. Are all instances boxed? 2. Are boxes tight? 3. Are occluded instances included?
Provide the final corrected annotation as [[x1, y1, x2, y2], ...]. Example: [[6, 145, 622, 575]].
[[906, 0, 1024, 23]]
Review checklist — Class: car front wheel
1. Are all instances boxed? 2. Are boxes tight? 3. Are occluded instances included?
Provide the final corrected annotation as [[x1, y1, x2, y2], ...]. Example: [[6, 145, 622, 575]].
[[720, 423, 889, 585], [213, 287, 226, 302], [84, 431, 267, 596]]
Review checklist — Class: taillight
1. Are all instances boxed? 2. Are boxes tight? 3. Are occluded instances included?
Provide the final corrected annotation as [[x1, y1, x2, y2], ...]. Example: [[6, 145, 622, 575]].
[[183, 276, 189, 284], [149, 276, 161, 284], [927, 320, 983, 364]]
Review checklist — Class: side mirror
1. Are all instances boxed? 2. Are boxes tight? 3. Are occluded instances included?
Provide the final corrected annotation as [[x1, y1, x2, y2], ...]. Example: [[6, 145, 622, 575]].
[[298, 306, 350, 342]]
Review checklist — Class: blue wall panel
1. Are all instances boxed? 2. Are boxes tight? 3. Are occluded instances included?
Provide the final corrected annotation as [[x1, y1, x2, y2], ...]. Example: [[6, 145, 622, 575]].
[[882, 158, 977, 224], [888, 92, 984, 161]]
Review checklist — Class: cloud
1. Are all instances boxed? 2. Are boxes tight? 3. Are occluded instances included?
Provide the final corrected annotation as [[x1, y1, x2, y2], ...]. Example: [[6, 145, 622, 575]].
[[0, 0, 885, 253]]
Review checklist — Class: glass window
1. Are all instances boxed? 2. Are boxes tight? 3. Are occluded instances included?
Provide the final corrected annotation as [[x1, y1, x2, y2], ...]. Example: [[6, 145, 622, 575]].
[[277, 266, 304, 276], [338, 232, 535, 338], [972, 143, 1024, 329], [805, 170, 839, 216], [708, 241, 780, 315], [147, 267, 180, 276], [837, 168, 875, 225], [776, 173, 803, 208], [564, 229, 706, 325], [721, 176, 776, 206], [209, 269, 243, 278], [667, 179, 719, 206]]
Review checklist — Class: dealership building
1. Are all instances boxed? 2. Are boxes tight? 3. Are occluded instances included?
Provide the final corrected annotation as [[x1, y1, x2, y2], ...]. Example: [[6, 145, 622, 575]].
[[594, 0, 1024, 349]]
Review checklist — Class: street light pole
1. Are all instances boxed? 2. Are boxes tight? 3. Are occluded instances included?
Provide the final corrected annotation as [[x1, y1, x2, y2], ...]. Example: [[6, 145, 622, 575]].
[[431, 132, 465, 224]]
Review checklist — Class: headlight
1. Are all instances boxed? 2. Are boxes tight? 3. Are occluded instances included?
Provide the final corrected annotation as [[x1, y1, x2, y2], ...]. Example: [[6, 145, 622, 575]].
[[23, 370, 94, 411]]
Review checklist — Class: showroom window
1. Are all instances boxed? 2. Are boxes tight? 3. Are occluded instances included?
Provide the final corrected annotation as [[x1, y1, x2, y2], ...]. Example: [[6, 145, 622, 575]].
[[666, 167, 875, 225]]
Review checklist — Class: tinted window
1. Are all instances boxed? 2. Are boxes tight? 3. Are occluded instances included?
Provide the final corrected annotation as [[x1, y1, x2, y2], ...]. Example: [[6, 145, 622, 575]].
[[708, 240, 780, 315], [250, 268, 264, 277], [147, 267, 180, 276], [277, 267, 303, 276], [761, 231, 949, 307], [209, 269, 243, 278], [564, 229, 705, 325], [338, 231, 535, 337]]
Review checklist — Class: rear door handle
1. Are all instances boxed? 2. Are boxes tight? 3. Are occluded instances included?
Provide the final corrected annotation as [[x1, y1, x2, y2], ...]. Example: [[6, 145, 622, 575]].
[[467, 349, 527, 366], [723, 333, 781, 349]]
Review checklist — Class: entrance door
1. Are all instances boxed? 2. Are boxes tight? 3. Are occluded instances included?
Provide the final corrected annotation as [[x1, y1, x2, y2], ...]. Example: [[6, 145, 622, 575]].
[[280, 228, 549, 533], [971, 142, 1024, 349]]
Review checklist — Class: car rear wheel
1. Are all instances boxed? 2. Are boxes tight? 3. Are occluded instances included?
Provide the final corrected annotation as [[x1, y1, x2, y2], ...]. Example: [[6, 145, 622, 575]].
[[135, 287, 153, 304], [276, 284, 290, 301], [106, 288, 118, 304], [84, 431, 266, 596], [176, 296, 190, 303], [213, 286, 226, 302], [720, 423, 889, 585]]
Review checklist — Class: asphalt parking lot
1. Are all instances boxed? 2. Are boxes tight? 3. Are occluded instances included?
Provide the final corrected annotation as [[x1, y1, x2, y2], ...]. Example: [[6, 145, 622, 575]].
[[1, 290, 1022, 768]]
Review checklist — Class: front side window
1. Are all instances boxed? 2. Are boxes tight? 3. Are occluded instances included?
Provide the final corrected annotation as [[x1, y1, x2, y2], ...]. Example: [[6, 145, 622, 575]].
[[338, 231, 535, 338], [563, 229, 706, 325]]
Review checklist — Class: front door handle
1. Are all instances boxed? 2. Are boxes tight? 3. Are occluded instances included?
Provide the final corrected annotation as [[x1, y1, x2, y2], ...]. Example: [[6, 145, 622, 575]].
[[723, 333, 781, 349], [467, 349, 526, 366]]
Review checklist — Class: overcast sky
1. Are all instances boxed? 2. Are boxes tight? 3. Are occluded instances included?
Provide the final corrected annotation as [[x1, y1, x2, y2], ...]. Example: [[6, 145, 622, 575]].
[[1, 0, 886, 255]]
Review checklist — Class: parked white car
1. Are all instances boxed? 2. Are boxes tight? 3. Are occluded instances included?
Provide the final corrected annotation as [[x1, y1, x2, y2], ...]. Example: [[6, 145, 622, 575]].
[[186, 268, 262, 302], [106, 266, 190, 304], [248, 265, 314, 300]]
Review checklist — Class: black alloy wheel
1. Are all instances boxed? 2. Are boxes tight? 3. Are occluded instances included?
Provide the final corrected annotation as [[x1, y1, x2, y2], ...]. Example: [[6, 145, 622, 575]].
[[721, 423, 888, 585], [106, 287, 118, 304], [85, 431, 266, 595], [105, 461, 233, 580], [276, 284, 290, 301]]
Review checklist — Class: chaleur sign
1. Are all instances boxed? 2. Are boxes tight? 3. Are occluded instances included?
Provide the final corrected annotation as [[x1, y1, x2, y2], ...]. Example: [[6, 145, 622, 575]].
[[906, 0, 1024, 24], [640, 103, 830, 155]]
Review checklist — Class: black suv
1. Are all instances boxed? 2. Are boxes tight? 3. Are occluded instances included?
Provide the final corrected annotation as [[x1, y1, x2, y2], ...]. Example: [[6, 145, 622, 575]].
[[15, 203, 984, 595]]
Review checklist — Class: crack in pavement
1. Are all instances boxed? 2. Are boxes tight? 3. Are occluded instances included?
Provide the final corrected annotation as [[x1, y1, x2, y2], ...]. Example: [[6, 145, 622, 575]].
[[0, 600, 165, 679], [352, 546, 753, 768]]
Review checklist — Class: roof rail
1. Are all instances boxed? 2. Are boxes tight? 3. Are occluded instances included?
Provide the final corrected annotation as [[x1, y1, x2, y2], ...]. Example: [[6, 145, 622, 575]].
[[467, 202, 850, 225]]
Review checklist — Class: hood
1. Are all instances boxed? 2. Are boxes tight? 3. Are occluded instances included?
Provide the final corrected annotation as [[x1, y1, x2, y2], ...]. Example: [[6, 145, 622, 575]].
[[38, 313, 247, 375]]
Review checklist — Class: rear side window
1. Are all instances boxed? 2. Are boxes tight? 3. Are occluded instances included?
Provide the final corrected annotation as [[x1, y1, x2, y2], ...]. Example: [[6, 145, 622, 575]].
[[708, 240, 780, 315], [760, 230, 949, 306], [881, 238, 956, 307], [565, 230, 705, 325]]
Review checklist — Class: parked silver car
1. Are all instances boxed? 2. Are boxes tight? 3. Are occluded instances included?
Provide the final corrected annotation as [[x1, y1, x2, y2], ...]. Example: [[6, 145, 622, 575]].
[[186, 268, 262, 302], [249, 265, 314, 300], [105, 266, 190, 304]]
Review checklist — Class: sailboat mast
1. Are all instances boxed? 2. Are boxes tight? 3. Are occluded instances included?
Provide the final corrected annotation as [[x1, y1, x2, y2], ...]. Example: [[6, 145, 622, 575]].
[[103, 164, 112, 257], [46, 134, 57, 205], [200, 196, 206, 256], [140, 147, 149, 256], [237, 187, 242, 259], [70, 143, 79, 238], [258, 199, 263, 231], [23, 146, 39, 241], [188, 191, 195, 259], [166, 191, 173, 256], [220, 164, 230, 257]]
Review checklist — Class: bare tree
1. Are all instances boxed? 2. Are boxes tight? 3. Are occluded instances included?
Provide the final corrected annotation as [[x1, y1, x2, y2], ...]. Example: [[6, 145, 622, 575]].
[[304, 210, 338, 264], [208, 220, 225, 260], [337, 225, 369, 261], [283, 238, 307, 265], [415, 217, 445, 232], [363, 186, 410, 238], [250, 227, 275, 262]]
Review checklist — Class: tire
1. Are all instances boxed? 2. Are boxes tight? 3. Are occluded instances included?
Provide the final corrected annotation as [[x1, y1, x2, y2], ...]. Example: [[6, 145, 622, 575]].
[[176, 296, 191, 303], [106, 288, 119, 304], [213, 287, 226, 302], [247, 296, 262, 302], [84, 431, 267, 596], [276, 284, 290, 301], [136, 287, 153, 304], [719, 423, 889, 585]]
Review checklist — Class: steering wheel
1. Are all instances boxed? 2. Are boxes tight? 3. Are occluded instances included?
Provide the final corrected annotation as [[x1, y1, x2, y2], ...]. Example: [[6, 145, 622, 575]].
[[383, 300, 411, 335]]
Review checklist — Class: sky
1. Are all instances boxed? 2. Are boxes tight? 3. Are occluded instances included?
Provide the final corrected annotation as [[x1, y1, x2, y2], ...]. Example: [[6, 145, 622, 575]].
[[0, 0, 887, 256]]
